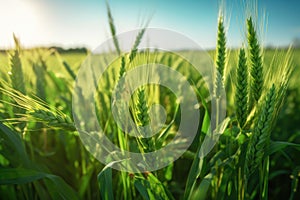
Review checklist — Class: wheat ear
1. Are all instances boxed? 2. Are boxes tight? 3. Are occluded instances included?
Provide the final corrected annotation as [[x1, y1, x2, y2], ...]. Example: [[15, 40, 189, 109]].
[[106, 2, 121, 55], [214, 14, 227, 98], [247, 17, 263, 104], [135, 87, 155, 152], [30, 109, 75, 131], [235, 48, 249, 128], [9, 34, 26, 95], [245, 84, 276, 175]]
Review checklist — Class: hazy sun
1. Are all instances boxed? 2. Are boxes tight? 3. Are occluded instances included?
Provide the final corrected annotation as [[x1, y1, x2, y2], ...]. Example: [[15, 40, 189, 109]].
[[0, 0, 39, 47]]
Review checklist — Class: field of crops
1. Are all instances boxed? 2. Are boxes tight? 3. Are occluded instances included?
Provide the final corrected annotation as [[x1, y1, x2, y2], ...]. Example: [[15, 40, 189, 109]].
[[0, 3, 300, 200]]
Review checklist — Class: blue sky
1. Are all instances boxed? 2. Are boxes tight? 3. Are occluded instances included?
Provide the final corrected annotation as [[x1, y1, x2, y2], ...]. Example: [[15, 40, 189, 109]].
[[0, 0, 299, 49]]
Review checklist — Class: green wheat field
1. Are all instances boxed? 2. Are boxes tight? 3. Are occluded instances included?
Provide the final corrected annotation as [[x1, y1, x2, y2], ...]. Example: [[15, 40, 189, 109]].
[[0, 3, 300, 200]]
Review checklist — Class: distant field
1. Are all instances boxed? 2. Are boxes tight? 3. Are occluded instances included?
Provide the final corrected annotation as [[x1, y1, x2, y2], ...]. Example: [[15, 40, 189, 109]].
[[2, 48, 299, 82]]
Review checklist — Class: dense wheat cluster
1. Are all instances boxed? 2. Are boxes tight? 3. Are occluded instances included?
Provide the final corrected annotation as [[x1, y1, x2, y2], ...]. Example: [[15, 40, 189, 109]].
[[0, 3, 299, 200]]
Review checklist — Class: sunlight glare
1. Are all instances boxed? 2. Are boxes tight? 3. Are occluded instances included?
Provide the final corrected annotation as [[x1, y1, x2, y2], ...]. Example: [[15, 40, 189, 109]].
[[0, 0, 40, 47]]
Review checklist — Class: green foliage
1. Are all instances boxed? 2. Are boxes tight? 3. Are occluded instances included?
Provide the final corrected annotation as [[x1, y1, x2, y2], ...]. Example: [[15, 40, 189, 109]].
[[0, 123, 79, 200], [98, 166, 114, 200]]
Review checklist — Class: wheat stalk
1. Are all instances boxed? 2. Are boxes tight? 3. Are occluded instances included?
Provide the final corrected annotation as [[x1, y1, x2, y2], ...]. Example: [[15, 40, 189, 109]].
[[106, 2, 121, 56], [245, 84, 276, 175], [235, 48, 249, 128], [134, 87, 154, 152], [29, 109, 75, 131], [9, 34, 26, 95], [247, 17, 263, 104], [214, 14, 227, 98], [6, 34, 27, 131], [119, 55, 126, 79], [135, 88, 150, 128], [9, 51, 25, 95], [0, 82, 75, 131], [128, 28, 147, 62]]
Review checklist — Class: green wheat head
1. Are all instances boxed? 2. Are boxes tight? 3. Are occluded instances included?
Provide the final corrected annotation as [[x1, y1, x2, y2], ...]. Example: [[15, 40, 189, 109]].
[[119, 55, 126, 80], [247, 17, 263, 104], [9, 34, 26, 95], [245, 84, 277, 175], [30, 109, 75, 131], [215, 14, 227, 97], [114, 56, 126, 101], [235, 48, 249, 128], [129, 27, 147, 63], [0, 83, 75, 131], [106, 2, 121, 55], [136, 88, 150, 127], [135, 87, 155, 152]]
